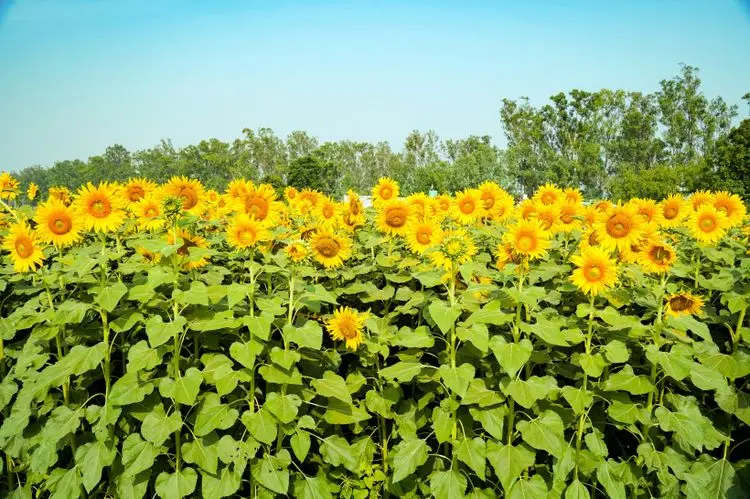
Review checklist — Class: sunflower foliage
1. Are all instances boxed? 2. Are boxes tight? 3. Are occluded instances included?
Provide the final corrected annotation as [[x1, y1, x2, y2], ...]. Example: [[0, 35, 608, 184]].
[[1, 175, 750, 498]]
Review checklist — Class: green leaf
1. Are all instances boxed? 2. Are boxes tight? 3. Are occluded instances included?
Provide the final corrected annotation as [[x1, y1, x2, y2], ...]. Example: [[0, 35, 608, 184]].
[[229, 340, 262, 370], [429, 300, 461, 335], [284, 321, 323, 350], [596, 460, 626, 499], [312, 371, 352, 404], [146, 315, 187, 348], [517, 410, 565, 458], [252, 451, 290, 495], [293, 474, 334, 499], [291, 431, 311, 461], [173, 281, 209, 306], [565, 480, 591, 499], [320, 435, 359, 472], [96, 281, 128, 312], [430, 468, 468, 499], [508, 475, 548, 499], [244, 312, 274, 341], [109, 371, 152, 406], [46, 467, 82, 499], [183, 434, 219, 474], [601, 365, 654, 395], [121, 434, 159, 478], [155, 467, 198, 499], [455, 437, 486, 480], [170, 367, 203, 405], [490, 337, 533, 378], [683, 458, 736, 499], [226, 282, 253, 308], [265, 392, 301, 424], [379, 361, 425, 383], [391, 438, 429, 483], [127, 340, 162, 372], [141, 403, 182, 445], [457, 323, 489, 353], [439, 363, 475, 398], [461, 378, 504, 407], [486, 442, 536, 492], [432, 404, 454, 443], [561, 386, 593, 415], [201, 466, 242, 498], [603, 340, 629, 363], [690, 363, 727, 391], [242, 408, 277, 444], [465, 299, 514, 326], [74, 439, 116, 493], [579, 352, 607, 377], [505, 376, 557, 409], [469, 405, 507, 440], [194, 393, 239, 437]]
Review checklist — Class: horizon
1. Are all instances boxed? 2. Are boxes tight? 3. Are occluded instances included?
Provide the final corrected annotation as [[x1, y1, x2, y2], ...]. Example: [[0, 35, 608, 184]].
[[1, 0, 749, 171]]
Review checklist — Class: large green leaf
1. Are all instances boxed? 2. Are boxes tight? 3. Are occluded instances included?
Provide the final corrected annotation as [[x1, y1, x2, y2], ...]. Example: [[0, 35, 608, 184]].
[[319, 435, 358, 473], [429, 300, 462, 335], [504, 376, 558, 409], [170, 367, 203, 405], [284, 321, 323, 350], [601, 365, 654, 395], [508, 475, 548, 499], [75, 439, 116, 493], [182, 434, 219, 474], [455, 437, 486, 480], [517, 410, 565, 458], [265, 392, 301, 424], [252, 451, 290, 495], [145, 315, 187, 348], [439, 363, 475, 398], [141, 404, 182, 446], [293, 474, 334, 499], [95, 281, 128, 312], [430, 468, 468, 499], [121, 434, 159, 478], [194, 393, 239, 437], [379, 361, 425, 383], [155, 467, 198, 499], [391, 438, 429, 483], [490, 337, 533, 378], [312, 371, 352, 404]]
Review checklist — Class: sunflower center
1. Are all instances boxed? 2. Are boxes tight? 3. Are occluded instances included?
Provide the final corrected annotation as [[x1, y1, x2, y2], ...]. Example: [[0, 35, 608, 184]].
[[238, 227, 257, 245], [50, 215, 72, 235], [606, 215, 631, 238], [316, 238, 340, 257], [416, 228, 432, 245], [588, 232, 599, 246], [128, 186, 145, 202], [145, 206, 159, 218], [541, 193, 556, 205], [699, 216, 717, 232], [584, 264, 603, 282], [338, 319, 358, 339], [538, 214, 554, 230], [15, 237, 33, 258], [245, 196, 269, 220], [385, 208, 407, 228], [445, 240, 462, 256], [669, 295, 693, 312], [481, 194, 495, 210], [517, 234, 536, 252], [380, 186, 392, 199], [323, 205, 335, 218], [663, 205, 678, 219], [178, 188, 199, 210], [649, 245, 670, 264], [459, 199, 475, 215], [89, 198, 112, 218], [560, 210, 574, 224]]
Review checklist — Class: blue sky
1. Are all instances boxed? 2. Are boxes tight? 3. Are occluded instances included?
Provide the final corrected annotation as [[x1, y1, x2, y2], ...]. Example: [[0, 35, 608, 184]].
[[1, 0, 749, 170]]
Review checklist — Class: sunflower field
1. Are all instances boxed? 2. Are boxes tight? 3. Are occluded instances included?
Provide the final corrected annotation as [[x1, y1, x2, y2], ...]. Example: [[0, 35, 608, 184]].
[[1, 172, 750, 499]]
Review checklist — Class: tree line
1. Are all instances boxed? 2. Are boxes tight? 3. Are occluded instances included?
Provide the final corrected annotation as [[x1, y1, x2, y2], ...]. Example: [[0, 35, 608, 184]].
[[11, 65, 750, 201]]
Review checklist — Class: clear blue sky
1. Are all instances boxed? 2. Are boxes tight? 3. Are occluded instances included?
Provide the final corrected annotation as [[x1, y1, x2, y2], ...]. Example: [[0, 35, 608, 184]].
[[1, 0, 749, 170]]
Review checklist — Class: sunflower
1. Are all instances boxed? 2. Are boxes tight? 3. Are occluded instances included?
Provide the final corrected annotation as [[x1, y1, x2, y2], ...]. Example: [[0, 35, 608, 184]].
[[451, 189, 482, 225], [27, 183, 39, 201], [406, 220, 442, 254], [495, 242, 522, 270], [712, 191, 746, 227], [168, 228, 210, 270], [492, 190, 516, 222], [688, 205, 730, 245], [428, 228, 477, 271], [34, 199, 81, 247], [239, 184, 282, 225], [342, 190, 365, 229], [163, 176, 206, 216], [533, 203, 560, 232], [226, 214, 271, 249], [476, 181, 503, 218], [689, 190, 714, 211], [310, 230, 352, 268], [570, 246, 618, 296], [557, 201, 582, 233], [632, 198, 664, 228], [407, 193, 430, 221], [594, 200, 612, 213], [518, 199, 537, 220], [49, 186, 72, 205], [2, 222, 44, 272], [122, 178, 156, 204], [581, 205, 598, 227], [580, 228, 602, 251], [534, 183, 563, 206], [316, 197, 341, 227], [285, 241, 308, 263], [617, 229, 657, 264], [284, 186, 299, 203], [502, 219, 550, 260], [297, 188, 321, 209], [372, 178, 399, 206], [563, 187, 584, 206], [594, 203, 645, 252], [136, 246, 162, 264], [640, 240, 677, 273], [430, 194, 453, 220], [132, 196, 165, 232], [326, 307, 368, 351], [659, 195, 688, 228], [73, 182, 127, 233], [0, 172, 20, 200], [665, 292, 704, 317], [227, 179, 252, 199], [376, 200, 411, 236]]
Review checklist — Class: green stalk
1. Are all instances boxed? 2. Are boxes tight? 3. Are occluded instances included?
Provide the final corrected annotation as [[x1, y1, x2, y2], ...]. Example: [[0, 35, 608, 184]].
[[507, 270, 526, 445], [448, 271, 458, 442], [276, 271, 295, 453], [693, 252, 701, 289], [172, 301, 182, 472], [374, 353, 390, 499], [574, 294, 596, 481], [733, 307, 746, 353]]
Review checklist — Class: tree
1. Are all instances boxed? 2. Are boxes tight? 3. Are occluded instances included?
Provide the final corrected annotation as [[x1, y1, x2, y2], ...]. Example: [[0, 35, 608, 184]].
[[710, 119, 750, 199], [287, 154, 341, 197]]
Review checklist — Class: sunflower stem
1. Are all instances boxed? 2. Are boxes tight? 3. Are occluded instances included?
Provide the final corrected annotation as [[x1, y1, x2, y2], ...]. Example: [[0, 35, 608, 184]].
[[448, 271, 458, 442], [693, 252, 701, 289], [575, 293, 596, 481], [733, 307, 746, 354], [507, 269, 526, 445], [275, 271, 295, 453]]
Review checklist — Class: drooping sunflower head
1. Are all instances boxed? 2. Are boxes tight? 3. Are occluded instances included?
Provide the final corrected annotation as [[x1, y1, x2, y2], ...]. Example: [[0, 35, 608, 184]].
[[659, 194, 688, 228], [2, 222, 45, 272], [49, 186, 72, 205], [518, 199, 537, 221], [407, 192, 430, 221], [570, 246, 618, 296], [227, 179, 252, 199], [226, 214, 271, 250], [326, 306, 368, 351], [451, 189, 482, 224], [73, 182, 127, 233], [285, 240, 309, 263], [372, 178, 399, 206], [136, 246, 162, 264], [557, 201, 582, 233], [594, 200, 612, 213], [406, 220, 442, 255], [640, 240, 677, 274], [688, 204, 730, 245], [163, 176, 206, 215], [167, 228, 210, 270], [310, 230, 352, 269], [34, 199, 81, 247], [534, 183, 563, 206], [502, 219, 551, 260], [665, 292, 703, 317], [346, 190, 364, 217], [122, 177, 157, 204], [712, 191, 746, 227], [0, 172, 20, 200], [495, 241, 523, 270], [428, 228, 477, 272], [689, 190, 714, 211], [594, 203, 645, 252], [582, 205, 599, 227], [580, 228, 602, 251], [27, 183, 39, 201], [430, 194, 453, 220], [532, 203, 560, 233], [376, 200, 411, 236]]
